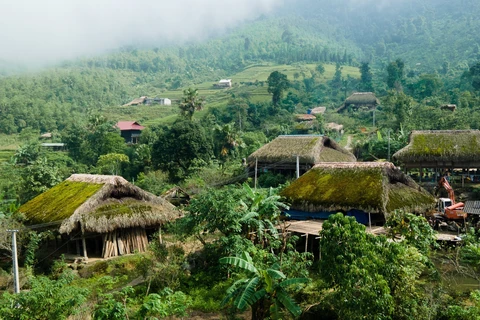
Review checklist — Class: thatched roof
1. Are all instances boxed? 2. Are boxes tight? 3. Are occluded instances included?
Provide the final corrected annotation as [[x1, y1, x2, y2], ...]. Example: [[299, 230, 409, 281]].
[[19, 174, 179, 234], [123, 96, 147, 106], [309, 107, 326, 115], [393, 130, 480, 165], [295, 114, 317, 121], [280, 162, 435, 217], [338, 92, 379, 112], [247, 135, 356, 165], [345, 92, 379, 105]]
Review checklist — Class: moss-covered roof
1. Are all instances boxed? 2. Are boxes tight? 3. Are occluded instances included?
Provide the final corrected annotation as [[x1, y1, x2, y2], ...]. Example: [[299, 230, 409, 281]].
[[393, 130, 480, 163], [19, 181, 104, 224], [18, 174, 178, 234], [280, 162, 435, 216], [345, 92, 379, 105], [247, 135, 356, 165]]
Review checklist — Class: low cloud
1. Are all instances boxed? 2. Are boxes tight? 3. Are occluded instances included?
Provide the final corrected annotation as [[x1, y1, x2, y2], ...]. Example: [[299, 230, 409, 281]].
[[0, 0, 281, 65]]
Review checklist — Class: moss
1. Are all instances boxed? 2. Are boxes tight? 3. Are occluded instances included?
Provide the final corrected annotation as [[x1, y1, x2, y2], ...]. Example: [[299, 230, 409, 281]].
[[91, 201, 152, 219], [281, 167, 385, 211], [281, 165, 435, 214], [19, 181, 104, 224], [395, 130, 480, 162]]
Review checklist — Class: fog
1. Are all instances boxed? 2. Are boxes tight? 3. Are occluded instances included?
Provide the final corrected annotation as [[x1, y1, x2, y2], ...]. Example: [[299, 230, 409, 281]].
[[0, 0, 281, 66]]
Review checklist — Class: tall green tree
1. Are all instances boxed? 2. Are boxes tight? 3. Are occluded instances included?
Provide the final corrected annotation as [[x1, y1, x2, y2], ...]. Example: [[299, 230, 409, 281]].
[[360, 62, 374, 91], [152, 119, 212, 180], [267, 71, 290, 107], [179, 88, 204, 120], [387, 59, 405, 91]]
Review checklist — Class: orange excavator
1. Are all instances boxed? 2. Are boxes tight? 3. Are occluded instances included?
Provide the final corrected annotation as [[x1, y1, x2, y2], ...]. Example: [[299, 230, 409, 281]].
[[436, 176, 467, 220]]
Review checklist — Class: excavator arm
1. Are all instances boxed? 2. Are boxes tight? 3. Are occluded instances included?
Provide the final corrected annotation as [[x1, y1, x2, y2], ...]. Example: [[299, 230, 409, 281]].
[[438, 176, 456, 205]]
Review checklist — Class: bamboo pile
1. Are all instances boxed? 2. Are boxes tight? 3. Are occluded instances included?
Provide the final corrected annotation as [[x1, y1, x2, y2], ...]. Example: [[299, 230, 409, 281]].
[[101, 227, 149, 258]]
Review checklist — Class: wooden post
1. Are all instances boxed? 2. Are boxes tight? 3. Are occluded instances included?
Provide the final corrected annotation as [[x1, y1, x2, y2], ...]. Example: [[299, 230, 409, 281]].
[[82, 235, 88, 261], [368, 212, 372, 230], [254, 158, 258, 190], [296, 155, 300, 179], [158, 226, 163, 245]]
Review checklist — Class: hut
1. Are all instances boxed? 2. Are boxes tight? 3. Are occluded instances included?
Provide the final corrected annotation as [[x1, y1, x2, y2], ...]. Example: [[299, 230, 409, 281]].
[[280, 162, 435, 224], [338, 92, 380, 112], [116, 121, 145, 144], [18, 174, 179, 260], [123, 96, 147, 107], [307, 106, 326, 115], [247, 135, 356, 177], [393, 130, 480, 181]]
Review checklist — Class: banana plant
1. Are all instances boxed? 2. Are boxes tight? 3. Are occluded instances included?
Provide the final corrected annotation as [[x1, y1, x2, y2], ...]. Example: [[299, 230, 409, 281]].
[[220, 251, 308, 320]]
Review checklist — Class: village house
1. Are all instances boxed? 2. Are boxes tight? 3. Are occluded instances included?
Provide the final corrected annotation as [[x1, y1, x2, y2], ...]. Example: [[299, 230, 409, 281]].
[[393, 130, 480, 181], [280, 162, 435, 224], [247, 135, 356, 177], [307, 106, 326, 115], [116, 121, 145, 144], [123, 96, 171, 106], [337, 92, 380, 112], [214, 79, 232, 88], [18, 174, 180, 260]]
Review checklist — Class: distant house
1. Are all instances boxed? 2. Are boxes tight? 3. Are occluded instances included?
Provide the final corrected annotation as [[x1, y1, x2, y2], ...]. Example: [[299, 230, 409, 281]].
[[18, 174, 179, 259], [123, 96, 147, 107], [214, 79, 232, 88], [123, 96, 171, 106], [307, 106, 326, 115], [338, 92, 380, 112], [295, 114, 317, 121], [280, 162, 435, 224], [325, 122, 344, 132], [247, 135, 356, 176], [441, 104, 456, 112], [41, 143, 65, 151], [393, 130, 480, 177], [294, 114, 317, 133], [40, 132, 52, 139], [116, 121, 145, 144]]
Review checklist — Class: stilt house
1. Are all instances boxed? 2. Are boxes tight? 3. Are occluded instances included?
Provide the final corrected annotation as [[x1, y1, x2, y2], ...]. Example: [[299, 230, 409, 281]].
[[18, 174, 179, 259], [280, 162, 435, 224]]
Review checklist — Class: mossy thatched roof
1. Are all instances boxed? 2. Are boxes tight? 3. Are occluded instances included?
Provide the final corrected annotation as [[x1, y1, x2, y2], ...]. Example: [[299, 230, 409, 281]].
[[19, 174, 178, 234], [247, 135, 356, 165], [393, 130, 480, 164], [345, 92, 379, 105], [280, 162, 435, 217]]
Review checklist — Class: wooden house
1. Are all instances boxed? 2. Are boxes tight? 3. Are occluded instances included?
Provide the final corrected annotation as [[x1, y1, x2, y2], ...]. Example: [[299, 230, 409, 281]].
[[393, 130, 480, 180], [123, 96, 147, 106], [116, 121, 145, 144], [338, 92, 380, 112], [18, 174, 180, 260], [247, 135, 356, 176], [280, 162, 435, 224], [214, 79, 232, 88]]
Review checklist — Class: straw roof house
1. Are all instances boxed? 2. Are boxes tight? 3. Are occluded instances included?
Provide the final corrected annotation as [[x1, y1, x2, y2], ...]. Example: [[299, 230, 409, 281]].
[[281, 162, 435, 222], [19, 174, 179, 259], [393, 130, 480, 170], [247, 135, 356, 175], [123, 96, 147, 106], [338, 92, 380, 112]]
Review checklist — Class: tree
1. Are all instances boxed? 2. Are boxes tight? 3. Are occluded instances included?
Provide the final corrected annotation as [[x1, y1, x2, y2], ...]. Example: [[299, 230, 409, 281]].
[[96, 153, 130, 175], [319, 213, 432, 319], [19, 157, 62, 203], [315, 63, 325, 75], [220, 251, 308, 320], [179, 88, 204, 120], [152, 119, 213, 180], [267, 71, 289, 107], [469, 62, 480, 91], [360, 62, 374, 91], [387, 59, 405, 91]]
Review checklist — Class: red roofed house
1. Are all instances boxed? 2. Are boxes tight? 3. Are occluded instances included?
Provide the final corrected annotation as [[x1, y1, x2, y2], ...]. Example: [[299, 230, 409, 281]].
[[116, 121, 145, 144]]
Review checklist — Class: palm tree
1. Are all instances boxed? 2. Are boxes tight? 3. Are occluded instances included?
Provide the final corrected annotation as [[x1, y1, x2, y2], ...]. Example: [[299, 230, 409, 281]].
[[178, 88, 204, 120], [220, 251, 307, 320]]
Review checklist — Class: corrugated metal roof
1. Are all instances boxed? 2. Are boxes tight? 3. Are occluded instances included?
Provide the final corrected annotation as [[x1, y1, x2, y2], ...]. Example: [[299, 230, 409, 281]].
[[464, 201, 480, 215]]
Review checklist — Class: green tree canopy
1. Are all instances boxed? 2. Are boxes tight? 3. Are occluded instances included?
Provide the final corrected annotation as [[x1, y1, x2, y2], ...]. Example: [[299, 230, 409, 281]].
[[267, 71, 290, 106]]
